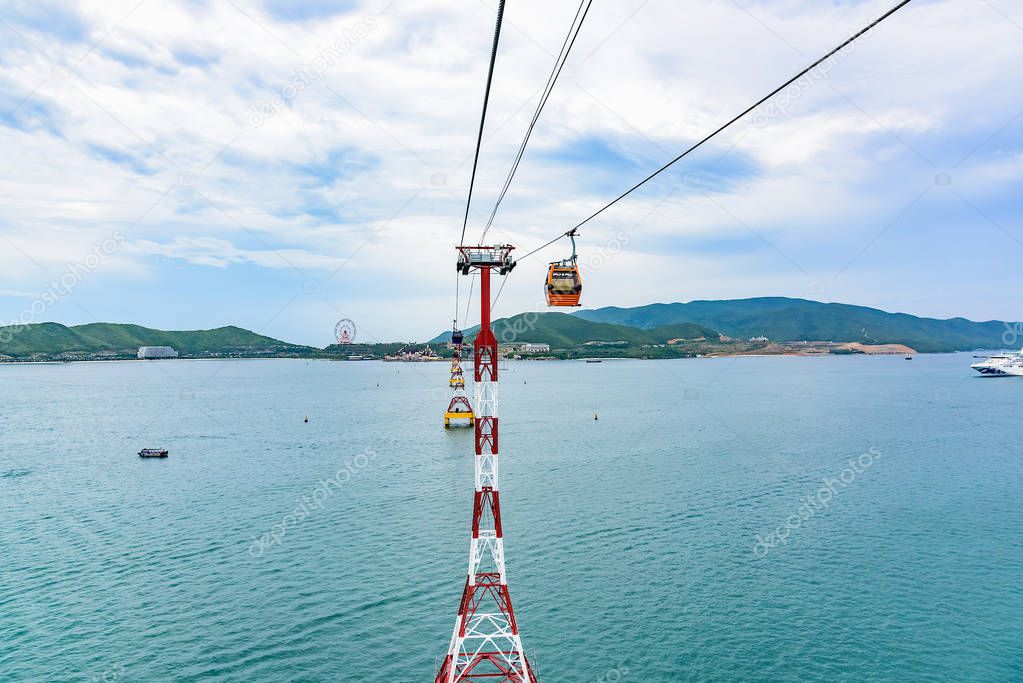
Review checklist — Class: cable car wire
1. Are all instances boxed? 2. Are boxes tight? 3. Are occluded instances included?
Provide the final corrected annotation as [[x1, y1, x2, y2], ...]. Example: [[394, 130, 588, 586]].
[[458, 0, 589, 326], [516, 228, 575, 263], [516, 0, 914, 262], [455, 0, 506, 336], [460, 0, 507, 247], [454, 271, 462, 330], [479, 0, 594, 245], [492, 272, 510, 310], [462, 273, 476, 330]]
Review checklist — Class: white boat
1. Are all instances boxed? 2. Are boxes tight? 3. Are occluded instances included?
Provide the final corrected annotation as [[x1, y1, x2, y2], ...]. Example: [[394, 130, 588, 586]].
[[971, 349, 1023, 377]]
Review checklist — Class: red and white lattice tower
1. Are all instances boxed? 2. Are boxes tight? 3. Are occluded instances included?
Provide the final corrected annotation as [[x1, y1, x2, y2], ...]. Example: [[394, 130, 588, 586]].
[[436, 246, 536, 683], [445, 324, 475, 428]]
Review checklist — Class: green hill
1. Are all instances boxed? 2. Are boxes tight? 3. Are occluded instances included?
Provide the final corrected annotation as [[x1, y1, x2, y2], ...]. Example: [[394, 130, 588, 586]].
[[573, 297, 1018, 353], [0, 322, 309, 359], [432, 313, 718, 348], [646, 322, 719, 342]]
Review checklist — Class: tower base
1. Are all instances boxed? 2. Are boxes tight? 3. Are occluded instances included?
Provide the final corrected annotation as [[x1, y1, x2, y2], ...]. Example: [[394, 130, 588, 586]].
[[444, 411, 475, 428]]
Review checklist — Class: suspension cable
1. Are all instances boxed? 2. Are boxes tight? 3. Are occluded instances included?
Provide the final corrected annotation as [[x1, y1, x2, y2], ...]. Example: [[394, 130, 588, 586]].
[[460, 0, 507, 247], [454, 0, 507, 335], [479, 0, 594, 244], [517, 229, 574, 263], [462, 273, 476, 330], [518, 0, 915, 261], [491, 272, 510, 311], [454, 270, 461, 331]]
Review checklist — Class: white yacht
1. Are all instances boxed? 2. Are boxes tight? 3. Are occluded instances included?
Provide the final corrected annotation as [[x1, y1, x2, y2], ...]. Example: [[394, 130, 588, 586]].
[[971, 349, 1023, 377]]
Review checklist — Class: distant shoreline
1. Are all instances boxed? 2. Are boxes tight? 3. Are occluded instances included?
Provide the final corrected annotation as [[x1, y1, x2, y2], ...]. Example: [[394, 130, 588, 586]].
[[0, 356, 320, 366], [1, 351, 978, 367]]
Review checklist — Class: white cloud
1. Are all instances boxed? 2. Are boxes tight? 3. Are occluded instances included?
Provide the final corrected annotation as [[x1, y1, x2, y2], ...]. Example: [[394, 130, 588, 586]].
[[0, 0, 1020, 340], [132, 235, 344, 270], [0, 288, 36, 298]]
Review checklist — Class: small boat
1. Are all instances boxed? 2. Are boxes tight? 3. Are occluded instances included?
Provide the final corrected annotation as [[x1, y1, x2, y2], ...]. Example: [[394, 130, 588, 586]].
[[138, 448, 168, 458], [585, 359, 602, 363]]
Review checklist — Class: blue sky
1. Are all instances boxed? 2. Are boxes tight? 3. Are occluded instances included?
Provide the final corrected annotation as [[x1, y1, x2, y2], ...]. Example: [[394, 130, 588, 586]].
[[0, 0, 1020, 345]]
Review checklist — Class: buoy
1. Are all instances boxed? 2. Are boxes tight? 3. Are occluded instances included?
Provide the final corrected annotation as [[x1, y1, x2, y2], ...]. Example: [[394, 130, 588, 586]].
[[594, 413, 598, 421], [304, 416, 309, 423]]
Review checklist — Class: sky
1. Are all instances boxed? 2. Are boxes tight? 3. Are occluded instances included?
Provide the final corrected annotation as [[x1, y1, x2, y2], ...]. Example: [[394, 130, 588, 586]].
[[0, 0, 1020, 346]]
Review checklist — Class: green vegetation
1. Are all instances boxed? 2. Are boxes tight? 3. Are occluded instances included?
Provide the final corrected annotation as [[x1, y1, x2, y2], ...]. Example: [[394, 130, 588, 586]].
[[0, 322, 311, 360], [574, 297, 1019, 353], [491, 312, 657, 347], [433, 312, 717, 348], [323, 342, 452, 359], [646, 322, 720, 343], [7, 296, 1015, 363]]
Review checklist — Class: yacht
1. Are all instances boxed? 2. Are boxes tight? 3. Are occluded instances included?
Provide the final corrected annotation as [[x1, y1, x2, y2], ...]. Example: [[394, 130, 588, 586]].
[[971, 349, 1023, 377]]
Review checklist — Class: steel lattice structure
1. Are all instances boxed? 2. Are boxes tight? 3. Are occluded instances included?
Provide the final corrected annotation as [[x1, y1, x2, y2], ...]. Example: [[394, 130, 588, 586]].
[[436, 246, 536, 683]]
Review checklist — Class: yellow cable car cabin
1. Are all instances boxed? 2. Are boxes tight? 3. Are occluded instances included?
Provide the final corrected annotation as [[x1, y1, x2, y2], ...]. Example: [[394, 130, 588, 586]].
[[545, 229, 582, 307]]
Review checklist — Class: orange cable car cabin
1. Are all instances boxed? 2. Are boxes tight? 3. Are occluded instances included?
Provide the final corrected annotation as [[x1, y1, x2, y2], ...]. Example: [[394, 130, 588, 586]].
[[545, 229, 582, 307]]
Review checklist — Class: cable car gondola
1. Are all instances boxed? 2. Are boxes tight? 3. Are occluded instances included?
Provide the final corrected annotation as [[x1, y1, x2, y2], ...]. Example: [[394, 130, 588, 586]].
[[545, 229, 582, 307]]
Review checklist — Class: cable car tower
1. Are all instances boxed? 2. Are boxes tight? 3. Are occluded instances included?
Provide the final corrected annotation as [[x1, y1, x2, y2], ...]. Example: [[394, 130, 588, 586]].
[[445, 323, 475, 428], [436, 245, 536, 683]]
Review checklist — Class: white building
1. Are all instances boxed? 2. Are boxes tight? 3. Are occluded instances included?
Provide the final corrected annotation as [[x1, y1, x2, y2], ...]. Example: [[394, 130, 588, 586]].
[[138, 346, 179, 359], [520, 343, 550, 353]]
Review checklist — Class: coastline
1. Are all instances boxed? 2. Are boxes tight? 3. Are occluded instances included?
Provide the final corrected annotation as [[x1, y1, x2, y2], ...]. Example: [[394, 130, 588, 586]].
[[1, 351, 966, 366]]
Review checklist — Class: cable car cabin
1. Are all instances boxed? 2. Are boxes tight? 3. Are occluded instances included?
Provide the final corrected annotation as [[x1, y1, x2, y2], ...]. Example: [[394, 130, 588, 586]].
[[545, 262, 582, 307]]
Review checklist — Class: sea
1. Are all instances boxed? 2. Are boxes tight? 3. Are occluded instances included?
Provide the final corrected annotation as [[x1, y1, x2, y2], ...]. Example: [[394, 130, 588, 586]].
[[1, 354, 1021, 682]]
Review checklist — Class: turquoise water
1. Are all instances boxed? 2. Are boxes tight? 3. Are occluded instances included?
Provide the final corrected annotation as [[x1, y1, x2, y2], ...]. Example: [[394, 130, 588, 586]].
[[1, 355, 1021, 681]]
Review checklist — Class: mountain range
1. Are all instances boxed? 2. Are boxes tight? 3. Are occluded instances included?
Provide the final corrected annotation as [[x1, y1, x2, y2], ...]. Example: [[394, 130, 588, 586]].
[[432, 298, 1019, 353], [3, 297, 1018, 361], [572, 298, 1018, 353], [431, 313, 718, 348], [0, 323, 307, 359]]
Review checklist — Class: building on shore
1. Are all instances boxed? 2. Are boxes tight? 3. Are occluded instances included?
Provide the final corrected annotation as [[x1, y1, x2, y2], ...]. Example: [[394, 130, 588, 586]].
[[383, 343, 441, 362], [583, 340, 628, 347], [138, 346, 178, 359]]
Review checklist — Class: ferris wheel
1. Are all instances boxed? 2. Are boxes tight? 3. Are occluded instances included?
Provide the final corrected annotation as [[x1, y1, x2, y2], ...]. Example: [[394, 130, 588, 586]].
[[334, 318, 356, 345]]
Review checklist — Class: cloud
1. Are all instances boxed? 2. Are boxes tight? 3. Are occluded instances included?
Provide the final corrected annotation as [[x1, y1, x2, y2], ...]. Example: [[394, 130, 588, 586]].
[[3, 1, 88, 42], [261, 0, 362, 23], [132, 235, 344, 270], [0, 0, 1020, 342], [0, 288, 36, 298]]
